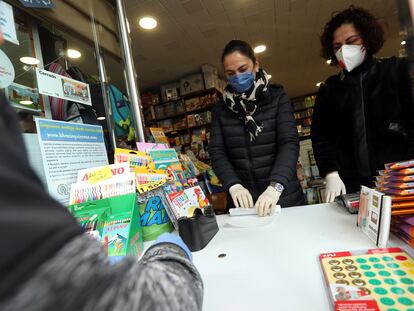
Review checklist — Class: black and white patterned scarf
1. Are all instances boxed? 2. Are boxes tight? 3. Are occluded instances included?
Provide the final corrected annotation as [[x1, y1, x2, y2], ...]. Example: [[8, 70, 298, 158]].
[[223, 69, 270, 141]]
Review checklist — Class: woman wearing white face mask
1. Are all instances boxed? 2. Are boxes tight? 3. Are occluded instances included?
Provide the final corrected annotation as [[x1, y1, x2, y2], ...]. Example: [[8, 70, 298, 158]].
[[209, 40, 305, 216], [311, 6, 414, 203]]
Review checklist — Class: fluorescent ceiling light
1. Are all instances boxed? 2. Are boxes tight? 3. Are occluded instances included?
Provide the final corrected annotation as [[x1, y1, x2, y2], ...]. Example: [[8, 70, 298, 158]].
[[20, 57, 40, 65], [253, 45, 266, 53], [139, 17, 157, 30], [97, 116, 106, 120], [19, 100, 33, 105], [67, 49, 81, 59]]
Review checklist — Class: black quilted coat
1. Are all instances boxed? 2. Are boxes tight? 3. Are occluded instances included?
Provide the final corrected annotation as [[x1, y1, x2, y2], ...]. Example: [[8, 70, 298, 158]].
[[311, 57, 414, 193], [209, 85, 305, 208]]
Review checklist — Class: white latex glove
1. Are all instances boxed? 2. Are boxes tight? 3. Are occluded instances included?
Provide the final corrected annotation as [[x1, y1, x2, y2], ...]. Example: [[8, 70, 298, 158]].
[[229, 184, 253, 209], [254, 186, 281, 217], [324, 171, 347, 203]]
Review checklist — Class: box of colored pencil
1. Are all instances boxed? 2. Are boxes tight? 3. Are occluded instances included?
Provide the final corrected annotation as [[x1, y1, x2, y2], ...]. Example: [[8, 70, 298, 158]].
[[136, 142, 168, 154], [114, 148, 150, 168], [69, 173, 136, 205], [376, 159, 414, 249], [391, 216, 414, 247], [70, 193, 144, 259]]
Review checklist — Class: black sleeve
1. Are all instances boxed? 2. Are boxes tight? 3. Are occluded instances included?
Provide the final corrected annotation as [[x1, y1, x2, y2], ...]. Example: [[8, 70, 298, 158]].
[[209, 103, 242, 191], [0, 91, 82, 302], [396, 58, 414, 158], [269, 90, 299, 188], [311, 84, 340, 177]]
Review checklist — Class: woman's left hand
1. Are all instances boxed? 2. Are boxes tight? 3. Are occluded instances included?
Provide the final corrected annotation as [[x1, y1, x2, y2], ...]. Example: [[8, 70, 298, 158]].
[[254, 186, 281, 217]]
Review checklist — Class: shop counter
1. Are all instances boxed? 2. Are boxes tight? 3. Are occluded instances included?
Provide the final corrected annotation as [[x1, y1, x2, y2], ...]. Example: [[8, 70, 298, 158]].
[[192, 203, 411, 311]]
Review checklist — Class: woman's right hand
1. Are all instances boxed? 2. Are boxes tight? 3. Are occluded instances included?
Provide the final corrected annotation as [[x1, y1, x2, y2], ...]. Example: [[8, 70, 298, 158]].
[[324, 171, 346, 203], [229, 184, 254, 208]]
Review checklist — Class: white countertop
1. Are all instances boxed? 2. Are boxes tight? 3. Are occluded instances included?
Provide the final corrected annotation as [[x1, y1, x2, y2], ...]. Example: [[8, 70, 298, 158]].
[[192, 203, 411, 311]]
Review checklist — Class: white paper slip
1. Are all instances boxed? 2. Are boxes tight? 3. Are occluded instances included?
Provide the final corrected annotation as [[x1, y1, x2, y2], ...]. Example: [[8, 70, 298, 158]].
[[229, 208, 257, 216], [226, 206, 281, 228], [229, 206, 281, 217]]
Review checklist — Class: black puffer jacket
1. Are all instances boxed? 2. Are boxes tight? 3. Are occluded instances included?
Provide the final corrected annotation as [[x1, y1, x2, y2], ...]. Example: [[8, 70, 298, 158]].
[[209, 85, 305, 208], [311, 57, 414, 193]]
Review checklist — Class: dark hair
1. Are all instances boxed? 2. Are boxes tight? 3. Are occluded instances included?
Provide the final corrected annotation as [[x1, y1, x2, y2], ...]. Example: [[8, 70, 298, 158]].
[[221, 40, 256, 64], [320, 6, 384, 64]]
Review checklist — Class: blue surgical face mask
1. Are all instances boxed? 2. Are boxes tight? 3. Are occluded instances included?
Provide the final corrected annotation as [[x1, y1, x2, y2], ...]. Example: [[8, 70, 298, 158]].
[[228, 71, 255, 93]]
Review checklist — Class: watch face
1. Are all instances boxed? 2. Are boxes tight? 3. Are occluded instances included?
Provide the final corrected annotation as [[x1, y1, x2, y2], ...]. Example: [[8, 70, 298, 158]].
[[275, 183, 284, 192]]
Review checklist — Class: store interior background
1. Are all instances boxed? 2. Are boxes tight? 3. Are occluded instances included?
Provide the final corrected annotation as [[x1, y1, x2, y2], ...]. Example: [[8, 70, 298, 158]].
[[44, 0, 401, 101], [122, 0, 403, 207], [3, 0, 406, 209], [125, 0, 401, 97]]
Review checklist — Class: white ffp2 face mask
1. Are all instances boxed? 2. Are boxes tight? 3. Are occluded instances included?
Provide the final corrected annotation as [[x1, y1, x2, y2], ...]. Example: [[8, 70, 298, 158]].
[[335, 45, 366, 72]]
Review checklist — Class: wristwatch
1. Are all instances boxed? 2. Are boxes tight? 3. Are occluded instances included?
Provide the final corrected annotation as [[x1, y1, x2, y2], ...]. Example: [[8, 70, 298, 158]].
[[270, 182, 284, 194]]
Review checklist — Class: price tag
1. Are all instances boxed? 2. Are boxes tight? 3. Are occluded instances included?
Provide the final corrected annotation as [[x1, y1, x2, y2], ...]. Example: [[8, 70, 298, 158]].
[[88, 166, 113, 184]]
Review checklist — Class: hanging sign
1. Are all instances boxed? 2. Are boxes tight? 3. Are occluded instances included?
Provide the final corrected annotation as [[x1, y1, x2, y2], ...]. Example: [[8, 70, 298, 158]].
[[36, 68, 92, 106], [0, 1, 19, 45], [0, 49, 15, 88], [18, 0, 55, 8]]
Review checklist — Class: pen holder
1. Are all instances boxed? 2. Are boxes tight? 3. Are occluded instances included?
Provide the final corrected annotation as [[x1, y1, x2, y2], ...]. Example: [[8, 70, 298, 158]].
[[177, 206, 219, 252]]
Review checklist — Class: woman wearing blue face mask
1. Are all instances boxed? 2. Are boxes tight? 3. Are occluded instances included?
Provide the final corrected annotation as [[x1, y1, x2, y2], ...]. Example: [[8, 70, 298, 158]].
[[311, 6, 414, 203], [209, 40, 305, 216]]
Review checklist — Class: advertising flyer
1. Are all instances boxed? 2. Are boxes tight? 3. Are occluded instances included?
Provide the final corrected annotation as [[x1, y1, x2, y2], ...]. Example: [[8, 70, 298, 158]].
[[36, 68, 92, 106], [35, 119, 108, 206], [0, 1, 19, 45]]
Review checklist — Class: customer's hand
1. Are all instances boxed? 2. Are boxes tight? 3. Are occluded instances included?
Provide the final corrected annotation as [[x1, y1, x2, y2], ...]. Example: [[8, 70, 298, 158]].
[[154, 233, 192, 261], [324, 171, 346, 203], [254, 186, 281, 217], [229, 184, 253, 208]]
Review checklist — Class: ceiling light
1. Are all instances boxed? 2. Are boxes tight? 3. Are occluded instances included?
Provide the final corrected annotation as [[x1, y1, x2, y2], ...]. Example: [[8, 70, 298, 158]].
[[67, 49, 81, 59], [253, 45, 266, 53], [326, 59, 332, 65], [20, 57, 40, 65], [401, 40, 407, 46], [139, 17, 157, 30], [97, 116, 106, 120], [19, 100, 33, 105], [268, 74, 272, 79], [316, 82, 323, 87]]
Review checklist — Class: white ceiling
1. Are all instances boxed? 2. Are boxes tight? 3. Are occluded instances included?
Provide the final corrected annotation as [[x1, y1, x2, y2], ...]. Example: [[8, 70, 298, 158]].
[[125, 0, 400, 97]]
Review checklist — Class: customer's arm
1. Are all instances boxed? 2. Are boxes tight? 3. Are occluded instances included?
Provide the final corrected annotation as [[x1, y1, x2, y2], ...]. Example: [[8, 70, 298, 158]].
[[0, 92, 203, 310], [209, 104, 242, 190], [311, 84, 340, 177], [268, 89, 299, 188], [131, 240, 203, 311]]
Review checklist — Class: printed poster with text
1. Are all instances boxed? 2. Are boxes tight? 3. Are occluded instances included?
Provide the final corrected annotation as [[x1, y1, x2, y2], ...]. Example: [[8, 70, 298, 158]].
[[35, 119, 108, 206]]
